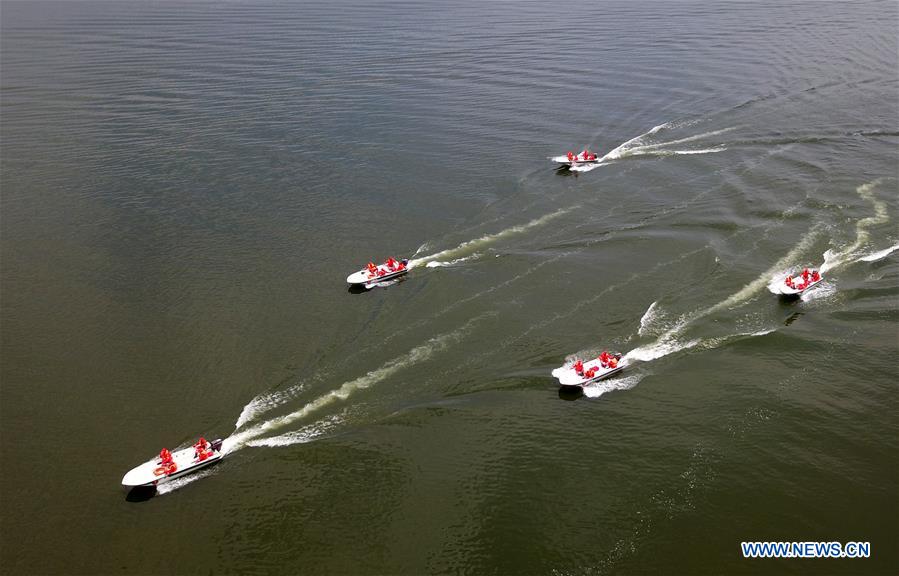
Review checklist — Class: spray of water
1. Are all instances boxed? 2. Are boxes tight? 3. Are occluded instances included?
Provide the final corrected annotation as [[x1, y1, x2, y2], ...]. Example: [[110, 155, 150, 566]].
[[627, 227, 821, 364], [408, 208, 572, 268], [156, 467, 217, 495], [557, 123, 737, 172], [821, 179, 892, 274], [425, 253, 482, 268], [637, 301, 661, 337], [224, 313, 492, 452], [582, 373, 645, 398], [858, 243, 899, 262], [245, 414, 346, 448], [800, 281, 837, 303]]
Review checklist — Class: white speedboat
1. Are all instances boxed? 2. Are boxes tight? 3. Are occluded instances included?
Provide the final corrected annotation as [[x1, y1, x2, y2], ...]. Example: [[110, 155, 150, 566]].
[[769, 268, 823, 297], [551, 150, 602, 168], [551, 353, 626, 388], [122, 438, 225, 488], [346, 258, 409, 286]]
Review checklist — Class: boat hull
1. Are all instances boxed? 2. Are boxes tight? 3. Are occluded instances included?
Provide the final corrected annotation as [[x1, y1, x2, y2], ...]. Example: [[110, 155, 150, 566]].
[[346, 268, 408, 285]]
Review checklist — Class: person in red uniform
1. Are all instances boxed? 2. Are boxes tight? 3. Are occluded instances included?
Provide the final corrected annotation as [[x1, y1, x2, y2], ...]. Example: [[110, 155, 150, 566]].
[[573, 360, 584, 375], [599, 351, 610, 368], [155, 448, 177, 475], [567, 151, 575, 163], [195, 437, 211, 460]]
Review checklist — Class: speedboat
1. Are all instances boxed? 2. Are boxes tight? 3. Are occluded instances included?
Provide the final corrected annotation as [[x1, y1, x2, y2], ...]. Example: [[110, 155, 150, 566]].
[[346, 257, 409, 287], [122, 438, 225, 488], [769, 267, 823, 297], [551, 150, 602, 168], [551, 352, 625, 389]]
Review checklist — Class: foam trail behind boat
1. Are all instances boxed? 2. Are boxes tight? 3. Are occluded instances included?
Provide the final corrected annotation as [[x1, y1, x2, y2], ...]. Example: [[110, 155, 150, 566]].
[[570, 126, 736, 173], [628, 229, 821, 363], [224, 313, 491, 452], [628, 128, 737, 153], [637, 301, 661, 337], [408, 208, 572, 268], [800, 282, 836, 303], [584, 328, 775, 400], [603, 126, 736, 161], [600, 122, 672, 160], [156, 467, 217, 495], [625, 328, 775, 365], [859, 243, 899, 262], [700, 223, 821, 304], [235, 376, 323, 430], [582, 373, 644, 399], [425, 253, 482, 268], [245, 414, 345, 448], [821, 179, 892, 274], [625, 335, 702, 363]]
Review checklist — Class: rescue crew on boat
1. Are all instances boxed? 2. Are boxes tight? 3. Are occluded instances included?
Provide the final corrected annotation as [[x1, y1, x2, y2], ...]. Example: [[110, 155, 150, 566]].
[[567, 149, 598, 163], [784, 268, 820, 290]]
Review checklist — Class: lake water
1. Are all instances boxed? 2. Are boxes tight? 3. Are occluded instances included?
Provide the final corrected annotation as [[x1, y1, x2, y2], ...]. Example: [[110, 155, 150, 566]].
[[1, 1, 897, 574]]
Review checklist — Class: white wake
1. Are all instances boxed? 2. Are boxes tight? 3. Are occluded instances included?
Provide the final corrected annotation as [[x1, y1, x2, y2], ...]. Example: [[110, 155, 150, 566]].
[[407, 208, 572, 268], [858, 243, 899, 262], [561, 122, 736, 173], [637, 301, 662, 337], [624, 230, 823, 367], [425, 253, 482, 268], [582, 373, 645, 399], [224, 313, 491, 452], [821, 179, 891, 274]]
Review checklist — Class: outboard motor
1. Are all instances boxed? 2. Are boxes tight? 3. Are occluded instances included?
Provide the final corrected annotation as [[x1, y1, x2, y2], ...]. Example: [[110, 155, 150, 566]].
[[210, 439, 223, 452]]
